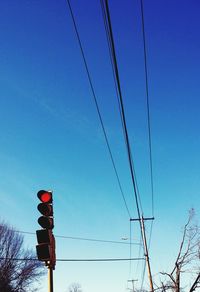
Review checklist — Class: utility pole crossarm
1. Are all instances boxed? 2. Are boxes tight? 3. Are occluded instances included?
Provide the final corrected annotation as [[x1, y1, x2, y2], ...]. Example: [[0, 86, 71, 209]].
[[130, 217, 154, 222]]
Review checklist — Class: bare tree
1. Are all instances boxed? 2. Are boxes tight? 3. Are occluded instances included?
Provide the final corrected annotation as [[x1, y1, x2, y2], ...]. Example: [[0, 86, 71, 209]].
[[156, 209, 200, 292], [0, 221, 44, 292], [68, 282, 82, 292]]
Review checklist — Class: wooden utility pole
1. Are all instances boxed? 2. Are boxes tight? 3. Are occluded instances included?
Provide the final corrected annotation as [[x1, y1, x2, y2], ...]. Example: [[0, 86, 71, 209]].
[[140, 216, 154, 292], [130, 216, 154, 292]]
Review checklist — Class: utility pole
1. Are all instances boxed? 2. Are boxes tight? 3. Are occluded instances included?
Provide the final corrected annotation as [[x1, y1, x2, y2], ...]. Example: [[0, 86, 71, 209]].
[[130, 216, 154, 292], [128, 279, 138, 292], [140, 216, 154, 292]]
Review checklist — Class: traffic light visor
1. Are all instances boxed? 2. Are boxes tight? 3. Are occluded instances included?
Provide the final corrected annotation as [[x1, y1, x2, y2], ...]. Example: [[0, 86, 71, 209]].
[[37, 190, 52, 203]]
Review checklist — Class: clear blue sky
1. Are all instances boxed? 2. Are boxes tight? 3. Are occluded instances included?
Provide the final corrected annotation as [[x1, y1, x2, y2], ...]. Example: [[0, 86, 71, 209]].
[[0, 1, 200, 292]]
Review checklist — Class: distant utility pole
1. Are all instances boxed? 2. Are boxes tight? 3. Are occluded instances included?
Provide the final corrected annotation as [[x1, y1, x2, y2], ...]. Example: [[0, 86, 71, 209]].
[[130, 216, 154, 292], [128, 279, 138, 292]]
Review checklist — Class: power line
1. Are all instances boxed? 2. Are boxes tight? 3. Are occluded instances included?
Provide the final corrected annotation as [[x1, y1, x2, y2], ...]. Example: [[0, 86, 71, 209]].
[[101, 3, 155, 290], [101, 0, 143, 221], [139, 4, 155, 283], [140, 260, 147, 291], [57, 257, 145, 262], [100, 0, 143, 215], [16, 230, 141, 246], [100, 1, 145, 285], [134, 233, 143, 278], [0, 257, 145, 262], [100, 4, 150, 285], [55, 235, 140, 246], [139, 0, 155, 218], [65, 0, 131, 218]]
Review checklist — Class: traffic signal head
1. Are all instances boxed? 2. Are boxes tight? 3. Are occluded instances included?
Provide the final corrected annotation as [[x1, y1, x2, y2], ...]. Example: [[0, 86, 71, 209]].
[[36, 243, 51, 261], [37, 190, 54, 230], [36, 230, 52, 261], [36, 229, 56, 267], [36, 229, 52, 244]]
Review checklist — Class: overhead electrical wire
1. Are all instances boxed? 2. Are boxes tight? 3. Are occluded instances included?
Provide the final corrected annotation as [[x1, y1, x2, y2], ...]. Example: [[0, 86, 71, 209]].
[[100, 0, 124, 124], [64, 1, 154, 289], [101, 2, 156, 290], [56, 235, 140, 246], [101, 0, 143, 221], [100, 3, 148, 287], [139, 3, 155, 287], [57, 257, 145, 262], [140, 260, 147, 291], [66, 0, 131, 219], [133, 233, 143, 276], [139, 0, 155, 217], [0, 257, 145, 262], [100, 0, 143, 215], [128, 220, 132, 279], [16, 230, 141, 246], [135, 1, 155, 289]]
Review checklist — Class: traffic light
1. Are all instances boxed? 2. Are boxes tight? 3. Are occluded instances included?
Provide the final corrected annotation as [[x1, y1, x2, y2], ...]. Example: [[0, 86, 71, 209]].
[[36, 190, 56, 268], [37, 190, 54, 229], [36, 230, 52, 261]]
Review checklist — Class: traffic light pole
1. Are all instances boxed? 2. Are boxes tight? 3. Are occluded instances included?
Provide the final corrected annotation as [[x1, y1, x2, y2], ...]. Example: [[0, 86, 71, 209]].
[[48, 265, 54, 292]]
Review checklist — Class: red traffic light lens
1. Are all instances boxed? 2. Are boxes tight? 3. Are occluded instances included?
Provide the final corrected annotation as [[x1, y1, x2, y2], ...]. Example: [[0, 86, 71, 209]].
[[41, 192, 51, 203], [37, 190, 52, 203]]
